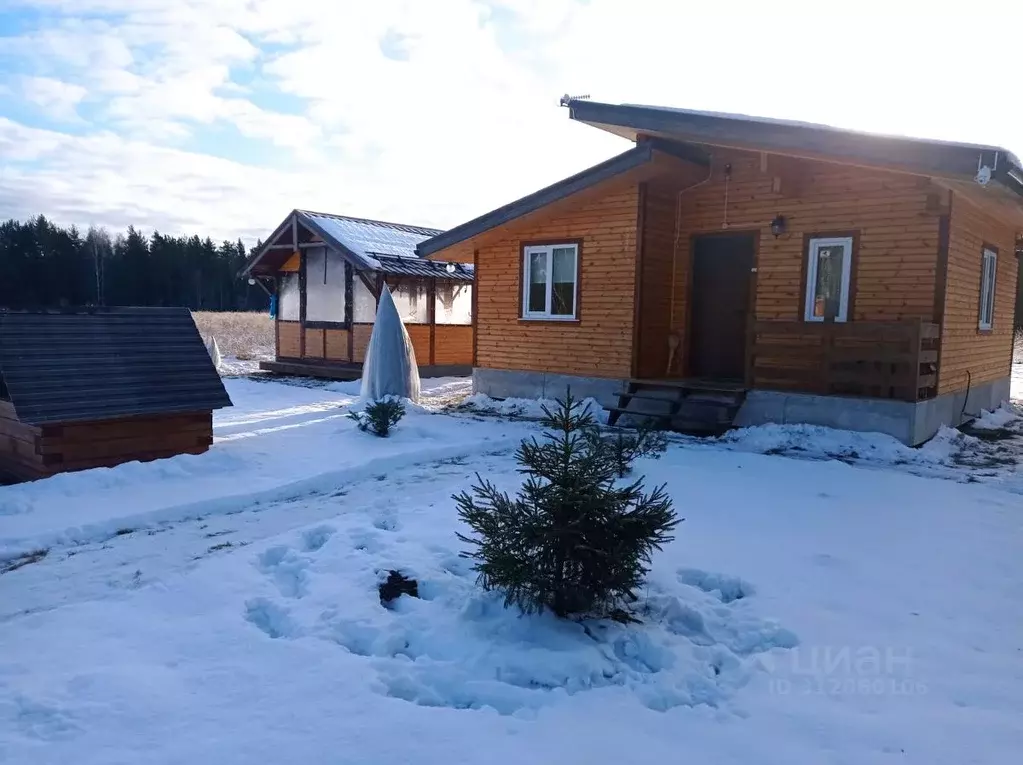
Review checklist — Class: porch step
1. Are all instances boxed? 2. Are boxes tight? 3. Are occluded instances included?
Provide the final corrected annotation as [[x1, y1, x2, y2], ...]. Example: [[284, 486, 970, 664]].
[[605, 378, 748, 436]]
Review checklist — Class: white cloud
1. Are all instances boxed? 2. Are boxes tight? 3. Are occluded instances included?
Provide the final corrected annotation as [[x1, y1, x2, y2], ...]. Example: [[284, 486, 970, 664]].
[[18, 76, 88, 120], [1, 0, 1022, 245]]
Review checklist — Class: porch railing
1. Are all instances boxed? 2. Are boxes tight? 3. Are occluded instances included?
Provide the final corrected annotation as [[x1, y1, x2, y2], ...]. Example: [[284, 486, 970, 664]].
[[746, 319, 940, 402]]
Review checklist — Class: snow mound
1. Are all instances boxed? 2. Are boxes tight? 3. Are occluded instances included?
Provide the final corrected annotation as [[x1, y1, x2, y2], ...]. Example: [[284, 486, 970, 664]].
[[461, 393, 609, 425], [676, 568, 755, 604], [721, 422, 972, 466], [970, 403, 1021, 431], [240, 520, 796, 717]]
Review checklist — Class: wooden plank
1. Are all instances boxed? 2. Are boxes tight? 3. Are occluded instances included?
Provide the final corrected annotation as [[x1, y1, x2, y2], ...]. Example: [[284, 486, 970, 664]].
[[53, 444, 211, 474], [47, 430, 212, 463], [433, 325, 474, 366]]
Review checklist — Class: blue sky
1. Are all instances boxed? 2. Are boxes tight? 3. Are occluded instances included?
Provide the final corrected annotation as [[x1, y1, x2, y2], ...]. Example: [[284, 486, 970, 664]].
[[1, 0, 1020, 244]]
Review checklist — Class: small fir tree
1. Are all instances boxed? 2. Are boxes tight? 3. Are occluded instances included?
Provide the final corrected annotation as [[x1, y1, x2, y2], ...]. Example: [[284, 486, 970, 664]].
[[587, 421, 669, 478], [455, 390, 679, 620], [348, 397, 406, 437]]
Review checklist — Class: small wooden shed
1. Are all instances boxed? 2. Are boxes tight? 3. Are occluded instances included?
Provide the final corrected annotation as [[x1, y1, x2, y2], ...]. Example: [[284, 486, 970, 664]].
[[241, 210, 474, 380], [0, 307, 232, 481]]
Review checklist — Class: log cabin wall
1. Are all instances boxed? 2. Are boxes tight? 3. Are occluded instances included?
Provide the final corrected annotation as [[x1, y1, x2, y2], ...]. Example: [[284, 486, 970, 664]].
[[937, 194, 1018, 394], [474, 186, 640, 379], [637, 149, 943, 377], [433, 325, 473, 365], [0, 407, 213, 481]]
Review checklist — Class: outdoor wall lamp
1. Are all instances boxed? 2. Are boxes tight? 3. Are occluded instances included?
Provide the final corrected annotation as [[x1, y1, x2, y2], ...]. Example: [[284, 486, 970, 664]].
[[770, 215, 787, 238]]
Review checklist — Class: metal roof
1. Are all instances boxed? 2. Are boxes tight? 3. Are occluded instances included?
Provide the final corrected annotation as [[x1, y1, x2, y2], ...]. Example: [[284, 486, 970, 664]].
[[564, 99, 1023, 198], [241, 210, 460, 276], [296, 210, 443, 270], [375, 256, 474, 281], [0, 307, 233, 425]]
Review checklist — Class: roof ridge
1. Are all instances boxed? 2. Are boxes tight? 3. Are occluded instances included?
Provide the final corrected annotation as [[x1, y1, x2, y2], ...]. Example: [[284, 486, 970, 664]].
[[296, 209, 444, 235]]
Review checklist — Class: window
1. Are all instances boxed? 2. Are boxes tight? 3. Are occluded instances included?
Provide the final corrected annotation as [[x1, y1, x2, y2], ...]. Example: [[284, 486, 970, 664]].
[[278, 272, 300, 321], [522, 243, 578, 319], [804, 236, 853, 322], [435, 283, 472, 325], [305, 247, 347, 323], [353, 274, 378, 322], [979, 247, 997, 330], [389, 280, 430, 324]]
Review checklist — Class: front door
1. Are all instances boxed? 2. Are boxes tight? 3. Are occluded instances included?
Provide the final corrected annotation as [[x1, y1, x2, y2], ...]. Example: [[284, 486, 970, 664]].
[[688, 233, 755, 381]]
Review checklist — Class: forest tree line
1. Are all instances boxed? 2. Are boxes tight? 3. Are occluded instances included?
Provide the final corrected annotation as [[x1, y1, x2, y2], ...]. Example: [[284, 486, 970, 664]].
[[1, 214, 1021, 327], [0, 216, 269, 312]]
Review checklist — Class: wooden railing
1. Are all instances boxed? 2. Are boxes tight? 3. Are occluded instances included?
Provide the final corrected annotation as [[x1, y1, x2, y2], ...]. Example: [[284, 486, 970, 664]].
[[747, 319, 940, 402]]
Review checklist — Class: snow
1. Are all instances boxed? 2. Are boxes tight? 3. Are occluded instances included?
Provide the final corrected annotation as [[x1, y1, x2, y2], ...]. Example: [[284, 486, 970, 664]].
[[0, 376, 517, 555], [2, 377, 1023, 764], [461, 392, 609, 424], [971, 403, 1020, 431]]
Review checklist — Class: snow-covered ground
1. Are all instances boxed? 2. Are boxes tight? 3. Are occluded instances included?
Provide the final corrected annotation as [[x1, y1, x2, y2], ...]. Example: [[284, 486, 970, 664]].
[[2, 376, 1022, 765]]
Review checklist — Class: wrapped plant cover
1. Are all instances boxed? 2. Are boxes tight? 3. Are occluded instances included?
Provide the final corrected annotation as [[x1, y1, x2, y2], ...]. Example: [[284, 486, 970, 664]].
[[360, 286, 420, 402]]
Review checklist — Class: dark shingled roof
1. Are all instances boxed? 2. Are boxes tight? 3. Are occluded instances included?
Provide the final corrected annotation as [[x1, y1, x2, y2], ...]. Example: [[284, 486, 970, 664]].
[[0, 307, 232, 425], [375, 255, 474, 281]]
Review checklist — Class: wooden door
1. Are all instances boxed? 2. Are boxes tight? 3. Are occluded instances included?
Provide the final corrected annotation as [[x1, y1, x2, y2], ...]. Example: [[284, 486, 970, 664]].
[[688, 233, 755, 381]]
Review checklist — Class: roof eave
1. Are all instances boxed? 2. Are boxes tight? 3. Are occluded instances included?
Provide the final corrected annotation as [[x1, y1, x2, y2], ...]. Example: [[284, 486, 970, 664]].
[[566, 99, 1023, 202], [417, 141, 667, 258], [238, 210, 298, 278]]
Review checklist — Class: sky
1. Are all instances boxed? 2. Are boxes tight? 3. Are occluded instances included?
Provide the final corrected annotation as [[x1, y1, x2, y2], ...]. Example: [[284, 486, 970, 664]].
[[1, 0, 1022, 246]]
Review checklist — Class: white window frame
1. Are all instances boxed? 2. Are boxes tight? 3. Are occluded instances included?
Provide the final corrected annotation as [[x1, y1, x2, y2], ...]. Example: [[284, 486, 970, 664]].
[[804, 236, 854, 323], [522, 243, 579, 320], [979, 247, 997, 330]]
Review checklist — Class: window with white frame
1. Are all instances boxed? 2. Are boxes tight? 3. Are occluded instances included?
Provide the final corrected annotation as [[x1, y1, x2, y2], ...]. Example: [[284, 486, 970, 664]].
[[979, 247, 997, 330], [804, 236, 854, 322], [522, 243, 578, 319]]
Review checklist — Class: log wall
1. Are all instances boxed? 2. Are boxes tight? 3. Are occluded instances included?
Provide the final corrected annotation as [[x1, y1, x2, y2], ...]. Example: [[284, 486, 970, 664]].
[[654, 149, 943, 376], [0, 407, 214, 482], [938, 194, 1018, 394], [474, 186, 640, 378]]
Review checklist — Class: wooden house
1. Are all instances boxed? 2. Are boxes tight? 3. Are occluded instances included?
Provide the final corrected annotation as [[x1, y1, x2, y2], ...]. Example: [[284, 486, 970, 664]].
[[0, 307, 231, 481], [242, 210, 473, 379], [417, 100, 1022, 444]]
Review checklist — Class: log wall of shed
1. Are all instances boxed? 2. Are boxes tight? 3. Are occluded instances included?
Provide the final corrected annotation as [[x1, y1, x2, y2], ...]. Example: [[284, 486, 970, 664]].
[[0, 408, 213, 482]]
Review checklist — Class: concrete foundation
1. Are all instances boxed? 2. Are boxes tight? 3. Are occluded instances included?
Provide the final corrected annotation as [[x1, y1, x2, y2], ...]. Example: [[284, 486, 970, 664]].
[[734, 376, 1011, 446], [472, 367, 624, 408], [473, 366, 1012, 446]]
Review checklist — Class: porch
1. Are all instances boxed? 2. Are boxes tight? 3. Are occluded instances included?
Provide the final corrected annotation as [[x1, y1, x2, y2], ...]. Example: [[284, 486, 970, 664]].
[[609, 319, 940, 436]]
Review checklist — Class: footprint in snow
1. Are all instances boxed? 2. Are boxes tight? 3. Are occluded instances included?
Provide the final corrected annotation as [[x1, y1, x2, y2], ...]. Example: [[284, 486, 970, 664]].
[[256, 545, 310, 598], [301, 525, 336, 553], [350, 528, 384, 554], [244, 598, 298, 639], [5, 695, 81, 741], [372, 515, 399, 532]]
